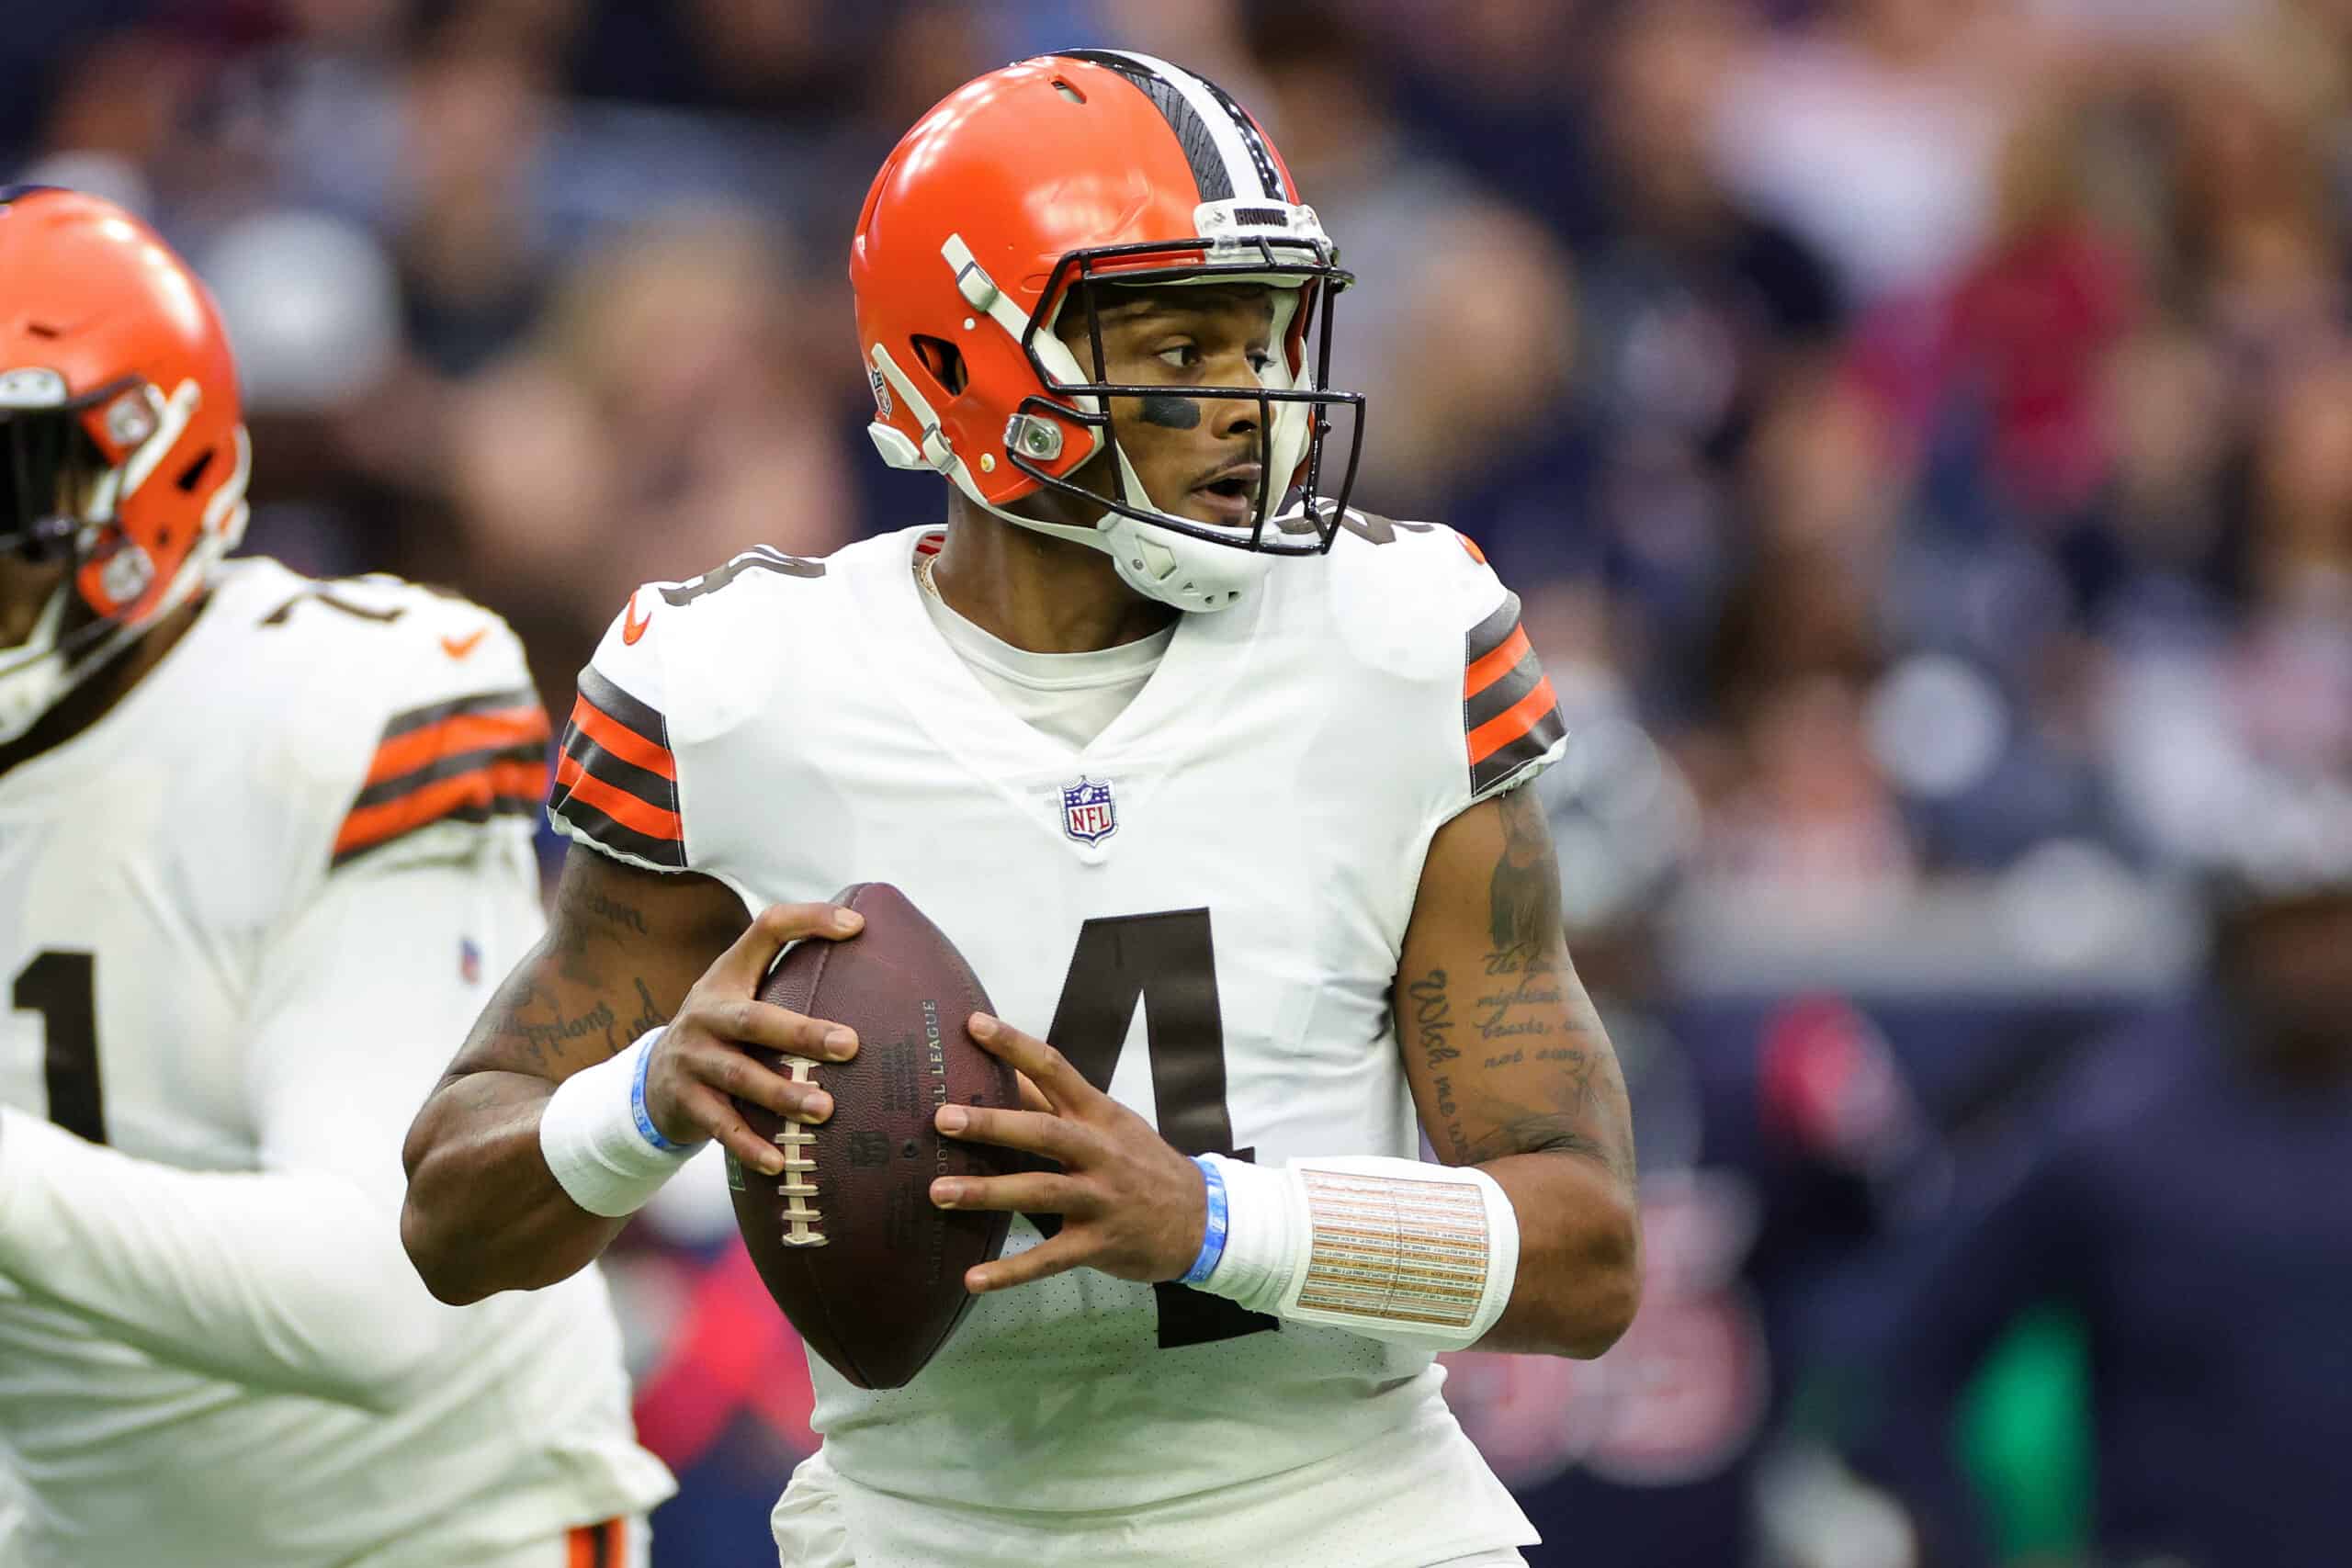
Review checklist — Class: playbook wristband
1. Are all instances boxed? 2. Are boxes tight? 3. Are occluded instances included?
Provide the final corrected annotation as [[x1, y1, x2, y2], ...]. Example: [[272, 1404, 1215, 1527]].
[[1192, 1152, 1520, 1352], [539, 1029, 700, 1218]]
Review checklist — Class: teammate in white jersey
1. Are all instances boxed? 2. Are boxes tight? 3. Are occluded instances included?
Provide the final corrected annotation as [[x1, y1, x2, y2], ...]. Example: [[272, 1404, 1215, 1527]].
[[0, 186, 673, 1565], [401, 52, 1640, 1568]]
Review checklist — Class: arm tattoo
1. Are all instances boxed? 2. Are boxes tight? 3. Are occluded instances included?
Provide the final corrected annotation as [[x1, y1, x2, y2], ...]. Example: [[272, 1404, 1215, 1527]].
[[1407, 968, 1468, 1157], [492, 983, 619, 1069], [1472, 787, 1577, 1044], [485, 878, 672, 1068], [1487, 785, 1564, 973], [1461, 1112, 1608, 1166], [1409, 788, 1637, 1188], [1452, 1042, 1635, 1187]]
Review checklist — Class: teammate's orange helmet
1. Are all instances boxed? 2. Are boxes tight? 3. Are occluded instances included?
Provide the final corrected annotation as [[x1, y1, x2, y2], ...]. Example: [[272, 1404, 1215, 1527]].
[[851, 51, 1363, 612], [0, 185, 249, 739]]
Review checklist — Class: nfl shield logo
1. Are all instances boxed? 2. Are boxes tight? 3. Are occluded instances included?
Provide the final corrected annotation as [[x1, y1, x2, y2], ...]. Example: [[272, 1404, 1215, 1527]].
[[1061, 776, 1117, 844]]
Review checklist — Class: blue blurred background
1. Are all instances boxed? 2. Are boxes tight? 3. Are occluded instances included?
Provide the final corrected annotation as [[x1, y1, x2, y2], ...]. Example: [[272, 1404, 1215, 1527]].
[[14, 2, 2350, 1564]]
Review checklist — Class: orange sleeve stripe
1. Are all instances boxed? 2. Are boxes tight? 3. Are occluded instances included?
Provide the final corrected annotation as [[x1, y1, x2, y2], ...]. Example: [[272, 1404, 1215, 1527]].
[[566, 1519, 625, 1568], [570, 694, 677, 782], [333, 760, 548, 857], [364, 707, 548, 785], [555, 751, 684, 840], [1454, 529, 1487, 563], [1466, 674, 1559, 765], [1464, 624, 1532, 700]]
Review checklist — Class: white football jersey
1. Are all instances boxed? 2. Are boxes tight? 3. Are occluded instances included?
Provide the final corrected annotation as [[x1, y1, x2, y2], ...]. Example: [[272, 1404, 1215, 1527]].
[[0, 558, 673, 1566], [553, 521, 1566, 1568]]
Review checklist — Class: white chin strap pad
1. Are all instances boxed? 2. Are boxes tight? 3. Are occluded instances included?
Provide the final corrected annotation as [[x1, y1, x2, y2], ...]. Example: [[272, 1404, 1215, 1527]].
[[960, 457, 1277, 615], [1102, 518, 1273, 615], [1094, 447, 1276, 614]]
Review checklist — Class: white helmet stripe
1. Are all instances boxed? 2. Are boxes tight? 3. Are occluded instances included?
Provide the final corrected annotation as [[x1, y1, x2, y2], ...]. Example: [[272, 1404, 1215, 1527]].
[[1080, 50, 1280, 202]]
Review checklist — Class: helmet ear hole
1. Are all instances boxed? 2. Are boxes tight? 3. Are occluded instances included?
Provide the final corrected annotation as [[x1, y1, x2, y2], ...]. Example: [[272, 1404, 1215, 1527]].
[[910, 335, 967, 396], [175, 447, 215, 493]]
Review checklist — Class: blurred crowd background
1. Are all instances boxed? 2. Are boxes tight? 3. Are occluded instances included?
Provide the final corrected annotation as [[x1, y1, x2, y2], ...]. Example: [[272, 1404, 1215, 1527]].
[[12, 1, 2351, 1564]]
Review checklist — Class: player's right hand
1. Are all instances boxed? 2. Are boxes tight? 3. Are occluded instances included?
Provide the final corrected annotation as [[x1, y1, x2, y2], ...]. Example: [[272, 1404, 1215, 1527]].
[[642, 902, 864, 1175]]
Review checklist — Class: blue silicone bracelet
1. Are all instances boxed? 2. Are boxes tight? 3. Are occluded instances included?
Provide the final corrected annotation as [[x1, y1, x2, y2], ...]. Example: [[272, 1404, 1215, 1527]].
[[630, 1033, 686, 1153], [1181, 1155, 1229, 1287]]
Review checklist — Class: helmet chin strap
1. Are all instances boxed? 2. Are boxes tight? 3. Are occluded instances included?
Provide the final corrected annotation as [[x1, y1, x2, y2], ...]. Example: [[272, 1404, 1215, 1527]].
[[954, 444, 1277, 615]]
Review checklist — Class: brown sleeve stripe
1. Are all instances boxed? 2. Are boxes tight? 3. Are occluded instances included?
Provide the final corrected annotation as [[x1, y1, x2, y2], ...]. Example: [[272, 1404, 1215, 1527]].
[[553, 750, 681, 840], [334, 762, 547, 865], [1463, 592, 1566, 795], [1469, 695, 1566, 795], [353, 734, 550, 812], [363, 705, 548, 787], [1465, 640, 1547, 736], [1469, 674, 1559, 766], [549, 757, 687, 868], [577, 665, 668, 750], [333, 690, 551, 868], [1464, 625, 1533, 712], [566, 692, 674, 782], [379, 685, 541, 739], [1464, 592, 1522, 668], [548, 665, 686, 869]]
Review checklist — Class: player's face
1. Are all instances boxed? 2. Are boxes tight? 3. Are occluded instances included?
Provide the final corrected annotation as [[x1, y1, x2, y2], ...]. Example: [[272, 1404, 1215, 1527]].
[[1053, 285, 1279, 529], [0, 412, 103, 639], [0, 413, 92, 643]]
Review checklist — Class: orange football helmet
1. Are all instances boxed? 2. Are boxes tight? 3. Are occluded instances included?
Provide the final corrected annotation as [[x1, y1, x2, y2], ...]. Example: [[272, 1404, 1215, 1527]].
[[851, 51, 1363, 612], [0, 185, 250, 739]]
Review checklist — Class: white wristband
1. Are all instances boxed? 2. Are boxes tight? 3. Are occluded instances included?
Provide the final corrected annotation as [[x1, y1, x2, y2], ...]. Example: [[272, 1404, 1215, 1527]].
[[538, 1029, 700, 1218], [1197, 1153, 1520, 1352]]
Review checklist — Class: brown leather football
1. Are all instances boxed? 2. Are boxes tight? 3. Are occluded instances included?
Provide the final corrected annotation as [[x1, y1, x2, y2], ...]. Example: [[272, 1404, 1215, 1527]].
[[727, 882, 1019, 1389]]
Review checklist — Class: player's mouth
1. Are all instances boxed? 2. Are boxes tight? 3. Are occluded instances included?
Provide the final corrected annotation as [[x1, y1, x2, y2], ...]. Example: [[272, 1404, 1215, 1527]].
[[1187, 462, 1264, 528]]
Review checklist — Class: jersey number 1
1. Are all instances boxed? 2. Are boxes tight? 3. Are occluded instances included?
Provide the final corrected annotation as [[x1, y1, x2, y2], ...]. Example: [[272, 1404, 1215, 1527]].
[[1041, 909, 1277, 1351], [15, 950, 104, 1144]]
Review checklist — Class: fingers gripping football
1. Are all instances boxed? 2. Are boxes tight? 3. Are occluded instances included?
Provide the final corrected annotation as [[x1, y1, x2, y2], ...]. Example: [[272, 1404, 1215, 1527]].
[[932, 1012, 1206, 1294], [641, 902, 864, 1174]]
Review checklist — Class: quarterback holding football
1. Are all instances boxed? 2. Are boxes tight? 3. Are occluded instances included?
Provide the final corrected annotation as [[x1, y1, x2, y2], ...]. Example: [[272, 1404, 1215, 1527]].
[[403, 51, 1640, 1568]]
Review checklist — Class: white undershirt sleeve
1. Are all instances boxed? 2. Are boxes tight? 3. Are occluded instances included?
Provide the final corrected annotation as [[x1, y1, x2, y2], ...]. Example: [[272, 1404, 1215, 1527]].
[[0, 843, 543, 1412]]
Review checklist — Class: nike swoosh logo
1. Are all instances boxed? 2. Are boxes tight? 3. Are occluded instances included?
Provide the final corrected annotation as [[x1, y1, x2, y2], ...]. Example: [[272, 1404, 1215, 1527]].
[[622, 593, 652, 646], [440, 627, 487, 660]]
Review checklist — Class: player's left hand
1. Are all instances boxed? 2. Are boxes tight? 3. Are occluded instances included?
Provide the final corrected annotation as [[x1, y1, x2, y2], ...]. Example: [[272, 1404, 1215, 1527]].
[[930, 1011, 1204, 1294]]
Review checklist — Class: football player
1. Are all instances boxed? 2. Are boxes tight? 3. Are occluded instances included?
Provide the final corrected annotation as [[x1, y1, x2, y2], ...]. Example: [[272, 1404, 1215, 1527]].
[[402, 51, 1640, 1568], [0, 187, 673, 1565]]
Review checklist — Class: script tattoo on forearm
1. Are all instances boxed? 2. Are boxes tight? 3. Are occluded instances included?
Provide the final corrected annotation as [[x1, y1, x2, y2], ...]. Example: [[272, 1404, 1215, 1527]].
[[1419, 788, 1636, 1187], [1407, 967, 1467, 1156], [623, 976, 665, 1040], [485, 880, 671, 1071], [1473, 786, 1573, 1043], [552, 878, 652, 980], [515, 995, 618, 1065]]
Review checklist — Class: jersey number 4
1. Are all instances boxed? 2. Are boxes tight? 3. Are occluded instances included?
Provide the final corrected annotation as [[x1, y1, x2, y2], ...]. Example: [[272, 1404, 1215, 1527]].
[[1039, 909, 1278, 1351], [15, 950, 104, 1144]]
